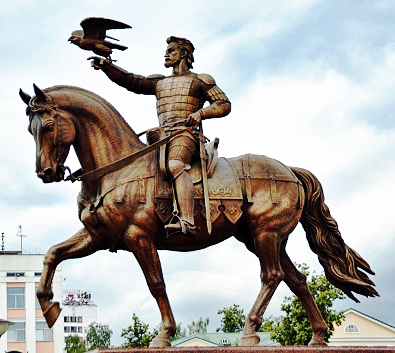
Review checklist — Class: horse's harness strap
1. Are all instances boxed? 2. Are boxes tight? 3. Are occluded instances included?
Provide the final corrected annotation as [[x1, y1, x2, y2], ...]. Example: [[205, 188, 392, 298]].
[[240, 154, 253, 203], [78, 173, 155, 212], [67, 129, 184, 183]]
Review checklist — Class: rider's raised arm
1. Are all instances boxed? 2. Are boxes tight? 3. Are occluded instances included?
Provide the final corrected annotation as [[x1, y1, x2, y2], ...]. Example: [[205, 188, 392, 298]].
[[90, 57, 158, 95]]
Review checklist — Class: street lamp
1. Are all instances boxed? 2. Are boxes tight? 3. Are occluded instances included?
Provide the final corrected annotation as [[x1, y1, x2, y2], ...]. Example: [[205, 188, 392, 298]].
[[0, 318, 14, 338]]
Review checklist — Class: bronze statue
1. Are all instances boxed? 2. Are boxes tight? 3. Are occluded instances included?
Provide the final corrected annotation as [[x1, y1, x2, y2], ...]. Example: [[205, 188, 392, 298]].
[[89, 36, 231, 236], [19, 80, 378, 347]]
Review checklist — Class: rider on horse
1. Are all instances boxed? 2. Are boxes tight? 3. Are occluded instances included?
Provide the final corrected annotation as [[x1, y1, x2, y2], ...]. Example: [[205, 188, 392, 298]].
[[90, 36, 231, 237]]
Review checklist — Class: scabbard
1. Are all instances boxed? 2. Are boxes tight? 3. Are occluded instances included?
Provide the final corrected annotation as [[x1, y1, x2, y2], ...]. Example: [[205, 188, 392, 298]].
[[199, 123, 212, 234]]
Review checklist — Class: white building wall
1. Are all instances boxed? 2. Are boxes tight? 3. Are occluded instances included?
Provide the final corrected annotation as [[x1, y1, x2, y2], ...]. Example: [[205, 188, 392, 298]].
[[25, 280, 36, 353], [62, 303, 97, 340], [0, 281, 7, 353], [52, 270, 64, 353]]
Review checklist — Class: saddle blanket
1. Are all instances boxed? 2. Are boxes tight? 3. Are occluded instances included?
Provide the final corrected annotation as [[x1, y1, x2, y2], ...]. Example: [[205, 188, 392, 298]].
[[155, 157, 244, 225]]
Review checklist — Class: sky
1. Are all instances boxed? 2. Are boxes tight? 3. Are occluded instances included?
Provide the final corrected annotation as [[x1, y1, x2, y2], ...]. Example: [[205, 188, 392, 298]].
[[1, 0, 395, 347]]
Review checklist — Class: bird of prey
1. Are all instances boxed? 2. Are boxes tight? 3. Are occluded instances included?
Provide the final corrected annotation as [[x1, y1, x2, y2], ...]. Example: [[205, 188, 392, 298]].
[[68, 17, 131, 59]]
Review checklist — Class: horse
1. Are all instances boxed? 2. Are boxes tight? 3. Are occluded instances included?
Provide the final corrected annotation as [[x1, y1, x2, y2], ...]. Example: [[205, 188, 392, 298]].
[[19, 84, 378, 347]]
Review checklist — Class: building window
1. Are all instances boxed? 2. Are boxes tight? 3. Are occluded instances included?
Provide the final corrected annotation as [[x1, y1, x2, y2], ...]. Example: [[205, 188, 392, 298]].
[[36, 322, 53, 341], [7, 287, 25, 309], [64, 326, 71, 333], [78, 327, 83, 333], [65, 316, 70, 322], [35, 272, 42, 276], [221, 337, 230, 346], [7, 322, 25, 342], [71, 316, 77, 322], [78, 316, 83, 323], [7, 272, 25, 277], [71, 327, 77, 332], [344, 323, 361, 333]]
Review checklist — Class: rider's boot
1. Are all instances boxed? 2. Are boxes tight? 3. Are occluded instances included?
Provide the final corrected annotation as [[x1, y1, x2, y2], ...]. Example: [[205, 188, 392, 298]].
[[165, 169, 197, 237]]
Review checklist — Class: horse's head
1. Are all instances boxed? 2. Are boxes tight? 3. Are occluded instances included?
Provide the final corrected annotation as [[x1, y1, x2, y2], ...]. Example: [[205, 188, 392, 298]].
[[20, 84, 76, 183]]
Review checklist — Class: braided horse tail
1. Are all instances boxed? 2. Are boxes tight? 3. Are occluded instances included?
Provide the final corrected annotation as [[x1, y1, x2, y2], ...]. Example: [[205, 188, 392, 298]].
[[291, 167, 379, 302]]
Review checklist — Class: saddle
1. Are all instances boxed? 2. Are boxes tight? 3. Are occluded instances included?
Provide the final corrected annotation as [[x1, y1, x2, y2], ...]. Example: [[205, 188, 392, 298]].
[[153, 139, 244, 226]]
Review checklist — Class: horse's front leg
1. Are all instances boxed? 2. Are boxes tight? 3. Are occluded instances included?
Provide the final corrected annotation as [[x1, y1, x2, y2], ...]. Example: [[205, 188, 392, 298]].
[[37, 227, 107, 327], [125, 224, 176, 348]]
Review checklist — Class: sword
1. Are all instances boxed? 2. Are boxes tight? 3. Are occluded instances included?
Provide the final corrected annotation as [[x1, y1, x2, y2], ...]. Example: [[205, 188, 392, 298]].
[[198, 122, 212, 234]]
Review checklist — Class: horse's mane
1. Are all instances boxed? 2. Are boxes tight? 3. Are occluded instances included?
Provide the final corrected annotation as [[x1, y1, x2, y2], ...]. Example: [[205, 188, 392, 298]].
[[44, 85, 137, 137]]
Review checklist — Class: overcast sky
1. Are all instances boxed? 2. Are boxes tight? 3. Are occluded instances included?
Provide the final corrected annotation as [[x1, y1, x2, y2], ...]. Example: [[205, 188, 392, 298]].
[[1, 0, 394, 347]]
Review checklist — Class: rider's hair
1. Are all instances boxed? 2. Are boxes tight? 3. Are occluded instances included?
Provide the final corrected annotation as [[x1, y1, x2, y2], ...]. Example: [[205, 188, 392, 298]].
[[166, 36, 195, 69]]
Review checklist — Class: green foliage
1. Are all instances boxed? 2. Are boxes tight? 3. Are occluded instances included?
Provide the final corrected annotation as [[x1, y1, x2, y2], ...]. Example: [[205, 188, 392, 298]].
[[65, 335, 86, 353], [216, 304, 245, 333], [187, 317, 210, 335], [262, 264, 345, 346], [122, 314, 188, 347], [259, 316, 282, 333], [172, 323, 187, 341], [121, 313, 155, 348], [153, 322, 187, 342], [85, 322, 112, 350]]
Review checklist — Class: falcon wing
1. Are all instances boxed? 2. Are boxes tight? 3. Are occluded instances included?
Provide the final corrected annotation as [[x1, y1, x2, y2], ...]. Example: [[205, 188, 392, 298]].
[[80, 17, 132, 40]]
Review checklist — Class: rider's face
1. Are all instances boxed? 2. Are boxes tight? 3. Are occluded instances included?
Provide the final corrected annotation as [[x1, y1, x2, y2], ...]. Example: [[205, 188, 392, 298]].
[[164, 42, 181, 68]]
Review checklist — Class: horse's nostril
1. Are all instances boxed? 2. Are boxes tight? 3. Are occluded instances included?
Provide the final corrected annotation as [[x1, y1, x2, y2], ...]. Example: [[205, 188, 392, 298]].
[[43, 168, 53, 176]]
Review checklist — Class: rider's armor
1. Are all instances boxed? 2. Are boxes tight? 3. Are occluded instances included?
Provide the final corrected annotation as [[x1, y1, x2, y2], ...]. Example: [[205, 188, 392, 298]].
[[156, 74, 202, 127]]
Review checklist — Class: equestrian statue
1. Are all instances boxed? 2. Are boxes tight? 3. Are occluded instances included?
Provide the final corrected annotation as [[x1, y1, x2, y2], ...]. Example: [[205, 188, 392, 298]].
[[19, 24, 378, 347]]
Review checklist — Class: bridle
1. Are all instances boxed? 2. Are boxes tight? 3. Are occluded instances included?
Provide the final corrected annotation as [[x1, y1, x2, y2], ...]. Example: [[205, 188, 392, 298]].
[[29, 96, 72, 182]]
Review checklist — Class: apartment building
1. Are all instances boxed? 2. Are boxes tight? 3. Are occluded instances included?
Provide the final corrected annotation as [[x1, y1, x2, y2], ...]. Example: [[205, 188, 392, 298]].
[[0, 252, 64, 353], [62, 290, 97, 341]]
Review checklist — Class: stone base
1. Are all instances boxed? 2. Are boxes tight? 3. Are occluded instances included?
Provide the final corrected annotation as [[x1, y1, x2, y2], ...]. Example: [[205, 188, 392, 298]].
[[87, 347, 395, 353]]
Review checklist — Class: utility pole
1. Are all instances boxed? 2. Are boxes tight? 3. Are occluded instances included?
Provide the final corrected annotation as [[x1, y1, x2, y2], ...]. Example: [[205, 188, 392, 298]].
[[16, 225, 26, 254]]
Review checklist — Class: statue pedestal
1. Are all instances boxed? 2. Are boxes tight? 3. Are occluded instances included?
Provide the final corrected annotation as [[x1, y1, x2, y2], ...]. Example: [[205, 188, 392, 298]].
[[87, 347, 395, 353]]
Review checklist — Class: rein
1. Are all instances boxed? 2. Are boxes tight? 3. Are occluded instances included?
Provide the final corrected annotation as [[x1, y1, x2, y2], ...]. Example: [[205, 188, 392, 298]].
[[65, 129, 184, 183]]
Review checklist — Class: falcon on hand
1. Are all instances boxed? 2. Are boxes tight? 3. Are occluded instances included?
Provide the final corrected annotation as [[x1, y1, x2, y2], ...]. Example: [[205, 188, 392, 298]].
[[68, 17, 131, 60]]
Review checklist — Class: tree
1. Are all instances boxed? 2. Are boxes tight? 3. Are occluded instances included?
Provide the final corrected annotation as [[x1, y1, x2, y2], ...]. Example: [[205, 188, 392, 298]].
[[187, 317, 209, 335], [152, 322, 187, 342], [216, 304, 245, 332], [121, 313, 155, 348], [65, 335, 86, 353], [172, 323, 187, 341], [85, 322, 112, 350], [261, 264, 345, 345]]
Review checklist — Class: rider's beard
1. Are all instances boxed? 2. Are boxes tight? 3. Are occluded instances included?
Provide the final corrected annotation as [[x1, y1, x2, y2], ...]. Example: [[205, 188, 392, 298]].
[[164, 54, 181, 68]]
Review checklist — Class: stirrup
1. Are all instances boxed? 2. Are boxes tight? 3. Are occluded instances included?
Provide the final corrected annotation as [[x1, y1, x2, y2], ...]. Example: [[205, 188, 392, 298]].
[[165, 215, 198, 237]]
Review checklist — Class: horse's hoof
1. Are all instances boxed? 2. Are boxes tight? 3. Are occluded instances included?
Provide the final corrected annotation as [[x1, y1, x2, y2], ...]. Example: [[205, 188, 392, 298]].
[[239, 334, 260, 346], [149, 337, 171, 348], [308, 338, 327, 346], [43, 302, 62, 328]]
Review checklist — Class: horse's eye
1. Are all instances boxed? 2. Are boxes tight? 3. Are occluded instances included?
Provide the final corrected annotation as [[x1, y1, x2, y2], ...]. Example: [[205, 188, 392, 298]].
[[45, 123, 55, 132]]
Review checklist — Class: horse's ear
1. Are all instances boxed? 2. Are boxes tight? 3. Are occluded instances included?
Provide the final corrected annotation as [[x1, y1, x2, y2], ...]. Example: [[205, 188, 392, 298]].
[[19, 88, 31, 105], [33, 83, 49, 103]]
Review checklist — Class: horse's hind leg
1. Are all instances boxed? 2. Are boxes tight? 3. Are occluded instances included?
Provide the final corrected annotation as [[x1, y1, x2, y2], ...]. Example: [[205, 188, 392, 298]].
[[280, 247, 328, 346], [37, 228, 106, 327], [239, 230, 285, 346]]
